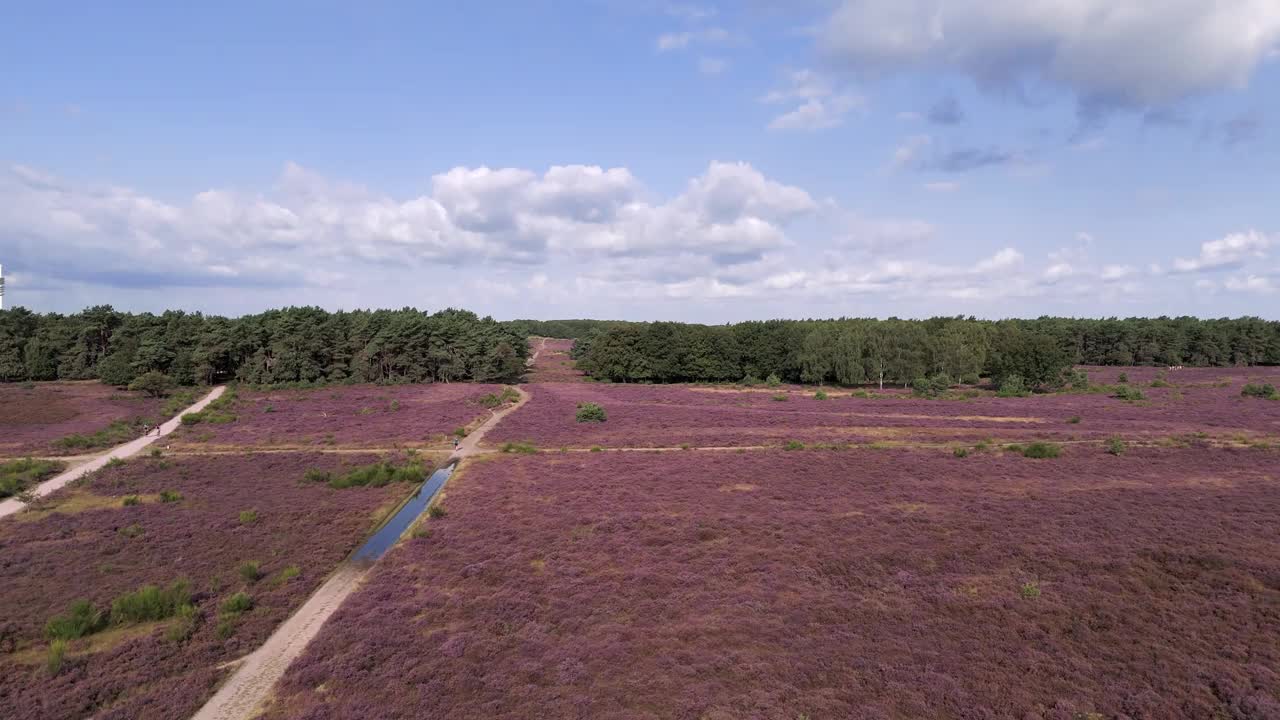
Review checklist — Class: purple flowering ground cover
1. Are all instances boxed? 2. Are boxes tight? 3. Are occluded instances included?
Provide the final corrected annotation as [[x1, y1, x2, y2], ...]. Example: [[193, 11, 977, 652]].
[[0, 382, 167, 457], [264, 447, 1280, 720], [487, 370, 1280, 449], [170, 382, 506, 448], [527, 338, 585, 382], [0, 451, 409, 720]]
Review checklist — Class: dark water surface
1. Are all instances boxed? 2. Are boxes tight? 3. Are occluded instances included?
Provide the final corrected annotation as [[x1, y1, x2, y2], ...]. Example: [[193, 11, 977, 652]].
[[352, 463, 455, 562]]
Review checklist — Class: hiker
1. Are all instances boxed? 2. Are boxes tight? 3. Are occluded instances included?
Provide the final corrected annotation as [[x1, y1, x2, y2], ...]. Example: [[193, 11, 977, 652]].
[[143, 423, 151, 437], [452, 437, 460, 450]]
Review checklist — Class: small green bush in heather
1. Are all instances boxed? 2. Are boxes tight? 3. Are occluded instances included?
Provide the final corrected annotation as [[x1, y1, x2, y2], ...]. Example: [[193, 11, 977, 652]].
[[45, 600, 107, 641], [239, 561, 261, 583], [1105, 437, 1127, 455], [1021, 442, 1061, 459], [575, 402, 607, 423], [1242, 383, 1278, 399]]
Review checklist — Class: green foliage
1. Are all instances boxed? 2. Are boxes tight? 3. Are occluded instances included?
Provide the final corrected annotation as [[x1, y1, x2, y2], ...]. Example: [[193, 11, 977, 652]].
[[1117, 372, 1129, 384], [0, 457, 64, 498], [1150, 378, 1171, 388], [128, 370, 173, 398], [765, 373, 781, 387], [771, 393, 788, 402], [428, 504, 447, 519], [110, 581, 191, 625], [953, 447, 969, 458], [220, 592, 254, 617], [159, 489, 183, 503], [911, 373, 951, 398], [304, 468, 333, 484], [783, 441, 805, 451], [589, 446, 603, 453], [1020, 442, 1061, 459], [996, 374, 1030, 398], [118, 523, 144, 538], [740, 374, 761, 387], [239, 561, 261, 583], [273, 565, 301, 586], [1105, 437, 1127, 455], [165, 603, 200, 643], [1112, 386, 1147, 402], [813, 389, 828, 400], [502, 442, 538, 454], [1019, 581, 1042, 599], [1241, 383, 1278, 399], [122, 495, 140, 507], [55, 420, 139, 451], [575, 402, 607, 423], [324, 460, 426, 489], [1067, 415, 1081, 424], [1063, 368, 1090, 390], [47, 639, 67, 676], [45, 600, 107, 641], [216, 619, 236, 639], [238, 509, 258, 524]]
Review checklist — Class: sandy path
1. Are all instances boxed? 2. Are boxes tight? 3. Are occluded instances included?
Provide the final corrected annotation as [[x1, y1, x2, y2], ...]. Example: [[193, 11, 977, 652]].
[[0, 385, 226, 519], [191, 385, 530, 720]]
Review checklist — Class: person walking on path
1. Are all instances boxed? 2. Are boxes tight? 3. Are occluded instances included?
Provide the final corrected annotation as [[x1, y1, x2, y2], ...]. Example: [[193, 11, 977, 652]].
[[143, 423, 152, 437]]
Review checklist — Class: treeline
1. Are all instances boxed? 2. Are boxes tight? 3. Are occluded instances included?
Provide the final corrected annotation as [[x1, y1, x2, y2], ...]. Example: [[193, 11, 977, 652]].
[[507, 319, 625, 340], [574, 317, 1280, 387], [0, 306, 527, 386]]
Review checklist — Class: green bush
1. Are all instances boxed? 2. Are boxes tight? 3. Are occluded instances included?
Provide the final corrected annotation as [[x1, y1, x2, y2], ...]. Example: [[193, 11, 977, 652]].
[[740, 375, 761, 387], [589, 446, 603, 453], [1241, 383, 1278, 399], [47, 639, 67, 676], [575, 402, 607, 423], [783, 441, 805, 451], [501, 442, 538, 454], [771, 393, 788, 402], [1063, 368, 1090, 390], [428, 504, 447, 519], [128, 371, 173, 398], [45, 600, 107, 641], [303, 468, 334, 484], [220, 592, 254, 617], [1105, 437, 1127, 455], [996, 375, 1029, 398], [159, 490, 183, 503], [813, 390, 828, 401], [1117, 372, 1129, 384], [273, 566, 301, 586], [118, 523, 144, 538], [55, 420, 139, 451], [111, 581, 191, 625], [239, 561, 261, 583], [1021, 442, 1061, 459], [122, 495, 140, 507], [238, 509, 259, 524], [911, 373, 951, 398], [0, 457, 65, 499], [326, 460, 426, 489], [1112, 386, 1146, 402], [765, 373, 781, 388], [165, 603, 200, 643], [953, 447, 969, 458], [1150, 378, 1171, 388], [1019, 581, 1042, 599], [1067, 416, 1081, 424]]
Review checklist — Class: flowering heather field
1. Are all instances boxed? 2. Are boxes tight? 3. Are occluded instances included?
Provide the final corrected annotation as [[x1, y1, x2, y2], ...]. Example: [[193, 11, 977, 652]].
[[0, 382, 166, 456], [263, 448, 1280, 719], [171, 383, 506, 448], [0, 451, 408, 720], [526, 338, 584, 382], [487, 373, 1280, 449]]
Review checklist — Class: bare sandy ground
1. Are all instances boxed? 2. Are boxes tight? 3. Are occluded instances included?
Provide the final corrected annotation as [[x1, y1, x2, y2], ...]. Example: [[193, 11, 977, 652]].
[[0, 385, 226, 519]]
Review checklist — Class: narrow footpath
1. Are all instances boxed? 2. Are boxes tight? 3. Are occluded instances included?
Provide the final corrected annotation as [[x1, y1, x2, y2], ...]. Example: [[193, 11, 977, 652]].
[[0, 385, 227, 520], [192, 385, 530, 720]]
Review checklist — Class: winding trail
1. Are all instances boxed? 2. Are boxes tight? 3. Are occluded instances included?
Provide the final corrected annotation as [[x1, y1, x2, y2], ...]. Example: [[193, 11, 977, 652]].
[[0, 385, 226, 520], [192, 385, 530, 720]]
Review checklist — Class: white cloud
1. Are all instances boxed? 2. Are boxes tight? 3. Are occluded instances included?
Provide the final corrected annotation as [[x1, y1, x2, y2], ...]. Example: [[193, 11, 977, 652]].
[[656, 27, 732, 52], [763, 69, 864, 131], [890, 134, 931, 170], [1170, 230, 1273, 273], [817, 1, 1280, 111], [1225, 274, 1276, 293]]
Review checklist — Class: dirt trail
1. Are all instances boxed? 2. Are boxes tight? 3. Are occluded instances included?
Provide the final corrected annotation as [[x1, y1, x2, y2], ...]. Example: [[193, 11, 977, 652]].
[[191, 385, 530, 720], [0, 385, 226, 520]]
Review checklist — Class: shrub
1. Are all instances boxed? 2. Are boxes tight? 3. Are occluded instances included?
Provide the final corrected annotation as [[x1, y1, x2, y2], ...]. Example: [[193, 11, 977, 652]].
[[45, 600, 107, 641], [680, 443, 691, 450], [813, 390, 828, 400], [1021, 442, 1061, 459], [589, 446, 603, 453], [1105, 437, 1127, 455], [122, 495, 140, 507], [1019, 582, 1042, 599], [0, 457, 64, 499], [953, 447, 969, 458], [771, 393, 788, 402], [118, 523, 144, 538], [55, 420, 138, 451], [453, 427, 468, 438], [239, 509, 259, 524], [1150, 378, 1171, 388], [740, 375, 761, 387], [220, 592, 254, 617], [149, 448, 163, 458], [128, 370, 173, 398], [575, 402, 607, 423], [996, 375, 1029, 398], [502, 442, 538, 454], [329, 459, 427, 489], [428, 504, 447, 519], [1067, 416, 1081, 424], [165, 603, 200, 643], [1063, 368, 1090, 390], [304, 468, 334, 484], [1113, 386, 1146, 402], [389, 400, 401, 412], [1117, 372, 1129, 384], [106, 457, 126, 469], [181, 392, 238, 425], [1242, 383, 1278, 399], [911, 373, 951, 398], [765, 373, 781, 388], [111, 581, 191, 625], [273, 566, 301, 586], [263, 404, 275, 413], [783, 441, 805, 451], [239, 561, 262, 583], [47, 639, 67, 676], [159, 490, 183, 503]]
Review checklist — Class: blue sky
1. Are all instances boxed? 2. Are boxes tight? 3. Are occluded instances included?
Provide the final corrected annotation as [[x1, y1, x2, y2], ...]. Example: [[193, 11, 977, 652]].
[[2, 0, 1278, 321]]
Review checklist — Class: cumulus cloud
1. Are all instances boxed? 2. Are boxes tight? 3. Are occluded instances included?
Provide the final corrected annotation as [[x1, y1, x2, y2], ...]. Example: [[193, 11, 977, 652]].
[[817, 1, 1280, 112], [1169, 230, 1273, 273], [763, 69, 864, 131], [1225, 274, 1276, 293]]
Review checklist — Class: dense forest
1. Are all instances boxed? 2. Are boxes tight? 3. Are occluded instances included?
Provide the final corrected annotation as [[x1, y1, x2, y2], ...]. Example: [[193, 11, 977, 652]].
[[0, 306, 527, 386], [508, 319, 630, 340], [572, 317, 1280, 388]]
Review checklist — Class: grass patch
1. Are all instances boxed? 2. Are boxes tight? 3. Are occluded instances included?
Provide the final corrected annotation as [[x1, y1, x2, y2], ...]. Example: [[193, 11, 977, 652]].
[[814, 390, 828, 400], [953, 447, 969, 458], [771, 393, 788, 402], [121, 495, 140, 507], [54, 420, 140, 451], [271, 565, 301, 587], [1067, 415, 1081, 424], [501, 442, 538, 454], [783, 440, 805, 451], [238, 509, 259, 524], [1112, 386, 1146, 402], [0, 457, 64, 499], [180, 389, 239, 425], [159, 489, 183, 503], [118, 523, 144, 538], [1020, 442, 1061, 459], [238, 561, 261, 584], [46, 639, 67, 676], [1242, 383, 1278, 399], [220, 592, 254, 617], [1019, 581, 1042, 600], [111, 581, 192, 625], [314, 459, 427, 489], [45, 600, 107, 641], [428, 504, 447, 519], [589, 446, 603, 453]]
